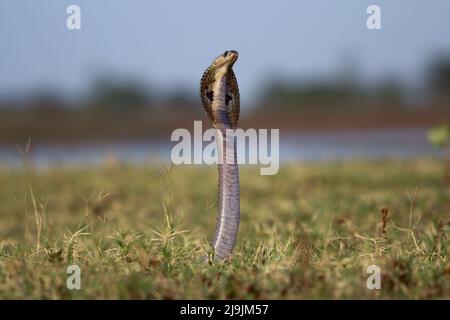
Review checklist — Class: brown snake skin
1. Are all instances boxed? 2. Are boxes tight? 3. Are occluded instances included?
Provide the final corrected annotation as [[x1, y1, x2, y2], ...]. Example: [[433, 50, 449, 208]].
[[200, 50, 241, 260]]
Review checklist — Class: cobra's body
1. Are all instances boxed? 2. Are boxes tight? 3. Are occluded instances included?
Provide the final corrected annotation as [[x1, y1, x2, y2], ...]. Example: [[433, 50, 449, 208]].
[[200, 50, 240, 260]]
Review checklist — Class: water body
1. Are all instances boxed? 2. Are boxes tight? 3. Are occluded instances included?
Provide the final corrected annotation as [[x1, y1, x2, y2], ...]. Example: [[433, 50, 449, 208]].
[[0, 129, 440, 169]]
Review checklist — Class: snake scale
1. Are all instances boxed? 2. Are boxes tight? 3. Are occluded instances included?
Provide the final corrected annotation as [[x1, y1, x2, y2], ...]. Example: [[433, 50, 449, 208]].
[[200, 50, 240, 260]]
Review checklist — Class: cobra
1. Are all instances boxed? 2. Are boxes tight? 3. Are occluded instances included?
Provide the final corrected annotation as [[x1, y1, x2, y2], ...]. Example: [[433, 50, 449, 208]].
[[200, 50, 240, 260]]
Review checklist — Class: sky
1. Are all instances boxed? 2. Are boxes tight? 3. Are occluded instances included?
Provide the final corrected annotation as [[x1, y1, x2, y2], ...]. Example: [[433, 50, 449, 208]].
[[0, 0, 449, 105]]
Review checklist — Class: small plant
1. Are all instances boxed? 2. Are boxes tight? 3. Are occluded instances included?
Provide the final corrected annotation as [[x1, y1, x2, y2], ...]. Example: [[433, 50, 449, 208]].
[[378, 208, 389, 237], [427, 123, 450, 183]]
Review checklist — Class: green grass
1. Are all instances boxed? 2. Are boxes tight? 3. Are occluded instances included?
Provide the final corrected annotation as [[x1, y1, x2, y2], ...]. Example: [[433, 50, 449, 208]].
[[0, 159, 449, 299]]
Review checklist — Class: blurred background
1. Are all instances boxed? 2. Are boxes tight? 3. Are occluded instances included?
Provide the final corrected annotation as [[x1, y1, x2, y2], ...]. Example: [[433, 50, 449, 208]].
[[0, 0, 449, 167]]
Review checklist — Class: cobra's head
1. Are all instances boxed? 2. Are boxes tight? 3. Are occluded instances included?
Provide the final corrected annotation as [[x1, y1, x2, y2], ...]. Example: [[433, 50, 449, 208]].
[[210, 50, 239, 71]]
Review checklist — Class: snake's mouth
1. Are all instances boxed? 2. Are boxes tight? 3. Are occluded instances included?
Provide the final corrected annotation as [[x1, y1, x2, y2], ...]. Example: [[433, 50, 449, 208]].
[[224, 50, 238, 58]]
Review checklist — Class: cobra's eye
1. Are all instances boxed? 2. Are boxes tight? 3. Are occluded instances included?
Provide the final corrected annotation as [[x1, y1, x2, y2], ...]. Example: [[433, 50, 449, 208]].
[[223, 51, 228, 57]]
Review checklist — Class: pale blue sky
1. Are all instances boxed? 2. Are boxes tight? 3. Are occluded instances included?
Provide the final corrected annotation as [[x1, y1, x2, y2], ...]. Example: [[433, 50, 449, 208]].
[[1, 0, 449, 104]]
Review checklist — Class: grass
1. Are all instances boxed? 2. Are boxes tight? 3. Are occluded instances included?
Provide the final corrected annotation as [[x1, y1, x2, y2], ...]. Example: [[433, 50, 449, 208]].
[[0, 159, 448, 299]]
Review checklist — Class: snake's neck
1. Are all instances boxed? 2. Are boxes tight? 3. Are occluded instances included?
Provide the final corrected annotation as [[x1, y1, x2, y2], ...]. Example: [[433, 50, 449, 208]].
[[200, 64, 240, 130], [211, 75, 233, 131]]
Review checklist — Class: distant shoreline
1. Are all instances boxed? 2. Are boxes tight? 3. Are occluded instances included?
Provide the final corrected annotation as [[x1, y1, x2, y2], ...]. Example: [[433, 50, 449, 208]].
[[0, 108, 448, 144]]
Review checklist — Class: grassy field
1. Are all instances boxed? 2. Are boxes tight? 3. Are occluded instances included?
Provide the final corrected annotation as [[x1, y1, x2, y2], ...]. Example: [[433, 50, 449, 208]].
[[0, 159, 448, 299]]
